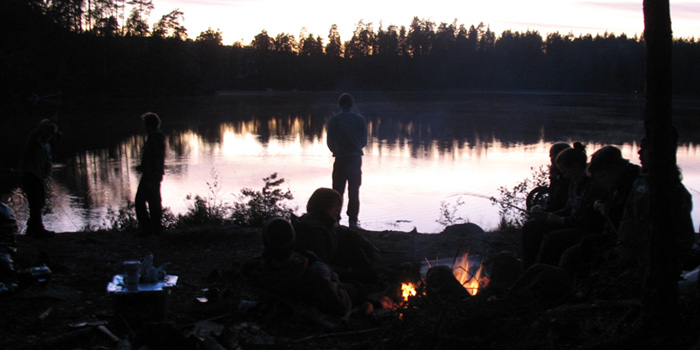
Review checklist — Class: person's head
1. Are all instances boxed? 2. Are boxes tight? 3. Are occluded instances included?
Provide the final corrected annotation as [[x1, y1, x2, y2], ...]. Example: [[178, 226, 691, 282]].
[[338, 93, 354, 110], [549, 142, 571, 166], [141, 112, 161, 133], [638, 128, 682, 181], [306, 187, 342, 220], [262, 217, 296, 262], [637, 137, 648, 169], [587, 146, 629, 187], [555, 142, 587, 180], [35, 119, 58, 142]]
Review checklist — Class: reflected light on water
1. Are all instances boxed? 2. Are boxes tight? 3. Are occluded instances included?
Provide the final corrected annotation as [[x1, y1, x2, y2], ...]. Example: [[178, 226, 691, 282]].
[[7, 94, 700, 234]]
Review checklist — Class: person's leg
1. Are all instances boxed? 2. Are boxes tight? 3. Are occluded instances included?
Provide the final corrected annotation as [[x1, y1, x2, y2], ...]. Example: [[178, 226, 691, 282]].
[[22, 174, 46, 235], [560, 233, 615, 280], [537, 228, 589, 267], [332, 158, 348, 220], [346, 157, 362, 225], [332, 158, 347, 195], [521, 219, 550, 269], [135, 179, 151, 234], [559, 242, 584, 277], [148, 182, 163, 234]]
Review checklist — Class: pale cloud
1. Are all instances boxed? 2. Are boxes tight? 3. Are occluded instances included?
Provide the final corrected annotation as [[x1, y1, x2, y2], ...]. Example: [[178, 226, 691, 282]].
[[145, 0, 698, 43], [672, 3, 700, 20], [579, 1, 641, 12], [158, 0, 255, 7]]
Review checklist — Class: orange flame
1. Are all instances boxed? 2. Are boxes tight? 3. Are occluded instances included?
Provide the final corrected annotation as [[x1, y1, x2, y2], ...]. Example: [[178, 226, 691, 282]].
[[401, 283, 417, 302], [452, 253, 490, 296]]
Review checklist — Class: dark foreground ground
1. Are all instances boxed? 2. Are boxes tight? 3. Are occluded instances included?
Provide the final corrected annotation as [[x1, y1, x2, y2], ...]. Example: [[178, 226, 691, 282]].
[[2, 224, 700, 350]]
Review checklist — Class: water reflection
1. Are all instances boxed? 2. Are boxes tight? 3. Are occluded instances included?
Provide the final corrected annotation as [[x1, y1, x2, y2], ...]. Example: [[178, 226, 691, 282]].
[[5, 92, 700, 233]]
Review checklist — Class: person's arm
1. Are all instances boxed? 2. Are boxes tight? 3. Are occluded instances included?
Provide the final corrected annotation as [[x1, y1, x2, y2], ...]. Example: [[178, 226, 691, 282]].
[[141, 132, 166, 179], [326, 117, 337, 154], [305, 261, 352, 316], [562, 183, 607, 230], [360, 116, 368, 149]]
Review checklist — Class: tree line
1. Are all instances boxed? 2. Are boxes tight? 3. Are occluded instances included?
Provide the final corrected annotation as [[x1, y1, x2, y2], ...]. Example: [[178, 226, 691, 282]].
[[3, 0, 700, 110]]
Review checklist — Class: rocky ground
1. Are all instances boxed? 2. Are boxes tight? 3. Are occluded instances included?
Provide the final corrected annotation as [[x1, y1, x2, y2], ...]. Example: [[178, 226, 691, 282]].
[[4, 222, 700, 350], [0, 223, 519, 350]]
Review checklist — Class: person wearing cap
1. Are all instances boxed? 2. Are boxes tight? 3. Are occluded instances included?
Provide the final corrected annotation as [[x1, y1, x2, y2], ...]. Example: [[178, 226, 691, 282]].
[[134, 112, 166, 236], [326, 93, 367, 229], [243, 217, 352, 316], [559, 145, 641, 278], [20, 119, 58, 238], [561, 140, 695, 283]]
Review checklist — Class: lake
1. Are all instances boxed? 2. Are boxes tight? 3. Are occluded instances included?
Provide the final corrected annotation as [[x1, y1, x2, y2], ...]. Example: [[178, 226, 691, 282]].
[[4, 91, 700, 233]]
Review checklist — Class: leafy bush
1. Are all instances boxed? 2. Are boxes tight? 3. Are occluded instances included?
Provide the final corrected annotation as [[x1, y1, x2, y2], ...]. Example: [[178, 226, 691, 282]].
[[104, 201, 139, 231], [175, 169, 232, 227], [175, 194, 230, 227], [436, 197, 467, 227], [100, 172, 296, 230], [490, 166, 549, 228], [99, 201, 176, 232], [230, 173, 296, 227]]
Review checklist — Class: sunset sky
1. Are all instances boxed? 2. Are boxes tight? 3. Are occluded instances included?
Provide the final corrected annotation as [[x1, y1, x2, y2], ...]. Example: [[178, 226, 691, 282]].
[[148, 0, 700, 45]]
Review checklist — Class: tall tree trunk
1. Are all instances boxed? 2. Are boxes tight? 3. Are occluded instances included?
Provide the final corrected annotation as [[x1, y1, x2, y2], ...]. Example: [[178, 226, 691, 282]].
[[642, 0, 678, 329]]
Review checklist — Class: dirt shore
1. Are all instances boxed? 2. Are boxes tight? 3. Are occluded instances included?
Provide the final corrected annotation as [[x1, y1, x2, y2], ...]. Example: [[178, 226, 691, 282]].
[[1, 223, 518, 350]]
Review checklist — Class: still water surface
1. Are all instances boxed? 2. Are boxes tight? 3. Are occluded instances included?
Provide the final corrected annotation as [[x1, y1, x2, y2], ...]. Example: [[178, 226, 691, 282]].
[[7, 92, 700, 233]]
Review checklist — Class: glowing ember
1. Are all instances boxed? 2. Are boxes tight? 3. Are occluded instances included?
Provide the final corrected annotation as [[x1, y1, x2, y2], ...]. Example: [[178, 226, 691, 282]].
[[452, 253, 490, 296], [401, 283, 417, 301]]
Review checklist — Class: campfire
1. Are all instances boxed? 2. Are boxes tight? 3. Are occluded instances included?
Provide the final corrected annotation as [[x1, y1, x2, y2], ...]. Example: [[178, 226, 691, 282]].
[[401, 282, 417, 302], [415, 252, 490, 298], [452, 253, 489, 296]]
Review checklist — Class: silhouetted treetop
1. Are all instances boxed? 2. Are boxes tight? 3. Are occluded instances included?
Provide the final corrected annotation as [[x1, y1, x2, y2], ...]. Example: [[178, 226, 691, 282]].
[[2, 2, 699, 100]]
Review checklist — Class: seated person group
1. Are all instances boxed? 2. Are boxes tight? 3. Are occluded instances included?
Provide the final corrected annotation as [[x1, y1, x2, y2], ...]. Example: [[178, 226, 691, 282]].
[[244, 138, 697, 315], [523, 138, 696, 288], [243, 188, 379, 316]]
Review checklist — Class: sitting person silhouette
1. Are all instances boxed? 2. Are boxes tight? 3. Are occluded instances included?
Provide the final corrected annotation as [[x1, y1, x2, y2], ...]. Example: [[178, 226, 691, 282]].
[[243, 217, 352, 316], [292, 188, 379, 273]]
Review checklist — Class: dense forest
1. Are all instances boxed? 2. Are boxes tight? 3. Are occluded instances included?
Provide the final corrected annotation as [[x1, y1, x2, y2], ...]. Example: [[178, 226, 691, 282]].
[[2, 0, 700, 109]]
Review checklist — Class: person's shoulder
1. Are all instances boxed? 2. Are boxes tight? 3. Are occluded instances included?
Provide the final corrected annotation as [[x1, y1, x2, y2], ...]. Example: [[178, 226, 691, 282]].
[[295, 212, 328, 229], [150, 130, 166, 146], [350, 111, 365, 119], [675, 183, 693, 205], [327, 114, 340, 125]]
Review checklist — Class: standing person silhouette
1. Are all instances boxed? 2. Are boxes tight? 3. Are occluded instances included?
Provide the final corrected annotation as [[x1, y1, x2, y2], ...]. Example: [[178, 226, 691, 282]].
[[20, 119, 58, 238], [326, 93, 367, 229], [135, 112, 166, 236]]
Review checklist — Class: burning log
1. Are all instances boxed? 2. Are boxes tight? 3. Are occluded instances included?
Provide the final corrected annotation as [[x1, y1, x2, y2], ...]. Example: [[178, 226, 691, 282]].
[[401, 282, 417, 302], [425, 265, 470, 301], [487, 251, 524, 297], [452, 253, 490, 296], [423, 251, 491, 297]]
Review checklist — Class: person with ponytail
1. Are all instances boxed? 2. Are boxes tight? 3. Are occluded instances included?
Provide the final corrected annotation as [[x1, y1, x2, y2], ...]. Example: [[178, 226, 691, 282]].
[[521, 142, 607, 269]]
